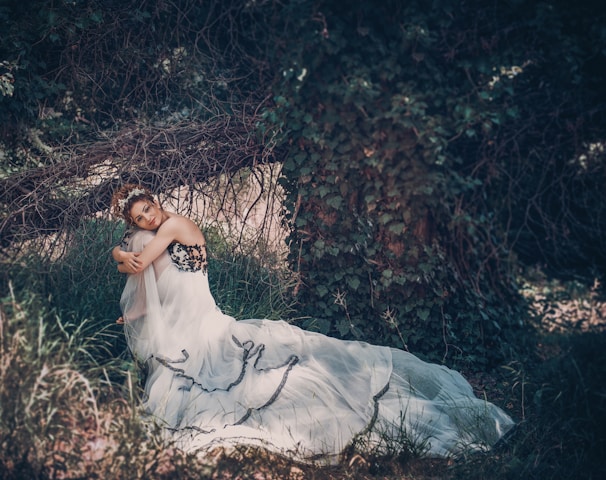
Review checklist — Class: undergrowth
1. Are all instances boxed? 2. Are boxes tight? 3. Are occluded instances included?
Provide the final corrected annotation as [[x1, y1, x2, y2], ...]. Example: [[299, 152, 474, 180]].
[[0, 221, 605, 478]]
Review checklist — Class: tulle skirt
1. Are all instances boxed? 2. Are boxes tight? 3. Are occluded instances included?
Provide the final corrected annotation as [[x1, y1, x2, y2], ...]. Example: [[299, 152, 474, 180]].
[[120, 230, 514, 463]]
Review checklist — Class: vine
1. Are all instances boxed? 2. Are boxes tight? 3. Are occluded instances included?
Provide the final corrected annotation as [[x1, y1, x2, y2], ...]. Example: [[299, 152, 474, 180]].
[[264, 0, 535, 364]]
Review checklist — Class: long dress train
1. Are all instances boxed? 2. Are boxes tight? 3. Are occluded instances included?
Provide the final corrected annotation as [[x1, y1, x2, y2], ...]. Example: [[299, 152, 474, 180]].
[[119, 229, 514, 464]]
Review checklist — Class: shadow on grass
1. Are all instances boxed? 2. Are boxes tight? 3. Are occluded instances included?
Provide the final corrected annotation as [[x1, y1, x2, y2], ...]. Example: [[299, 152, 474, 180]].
[[447, 330, 606, 480]]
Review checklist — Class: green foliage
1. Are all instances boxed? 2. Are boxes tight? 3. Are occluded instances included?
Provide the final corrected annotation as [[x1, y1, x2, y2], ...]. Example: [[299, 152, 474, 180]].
[[2, 1, 605, 362], [468, 0, 606, 279], [262, 0, 537, 364], [205, 225, 297, 321], [449, 330, 606, 480], [1, 218, 296, 365], [0, 288, 118, 478], [0, 217, 298, 477], [2, 252, 604, 478], [0, 289, 223, 479], [1, 222, 127, 370], [0, 1, 604, 476], [0, 0, 277, 186]]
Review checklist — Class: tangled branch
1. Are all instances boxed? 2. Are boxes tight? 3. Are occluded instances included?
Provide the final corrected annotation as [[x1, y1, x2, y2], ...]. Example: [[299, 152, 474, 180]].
[[0, 110, 285, 258]]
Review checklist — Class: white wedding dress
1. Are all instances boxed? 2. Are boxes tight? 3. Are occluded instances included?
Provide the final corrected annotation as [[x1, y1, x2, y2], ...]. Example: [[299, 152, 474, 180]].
[[119, 230, 514, 464]]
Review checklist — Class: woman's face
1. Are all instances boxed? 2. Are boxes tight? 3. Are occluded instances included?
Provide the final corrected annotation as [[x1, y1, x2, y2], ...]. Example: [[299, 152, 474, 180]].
[[129, 199, 164, 230]]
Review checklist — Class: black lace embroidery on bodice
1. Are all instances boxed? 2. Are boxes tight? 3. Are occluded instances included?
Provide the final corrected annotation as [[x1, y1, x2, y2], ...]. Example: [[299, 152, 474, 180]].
[[168, 242, 208, 274], [120, 228, 135, 249]]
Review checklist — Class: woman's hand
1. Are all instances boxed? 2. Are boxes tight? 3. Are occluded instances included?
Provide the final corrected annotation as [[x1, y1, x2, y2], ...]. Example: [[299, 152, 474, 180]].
[[120, 251, 143, 274]]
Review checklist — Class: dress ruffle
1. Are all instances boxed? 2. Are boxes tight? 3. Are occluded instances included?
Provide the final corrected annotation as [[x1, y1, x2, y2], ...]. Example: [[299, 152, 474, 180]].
[[120, 230, 515, 463]]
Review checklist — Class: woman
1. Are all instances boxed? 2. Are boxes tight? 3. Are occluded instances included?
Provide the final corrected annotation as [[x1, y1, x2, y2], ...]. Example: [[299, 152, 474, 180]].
[[111, 184, 514, 464]]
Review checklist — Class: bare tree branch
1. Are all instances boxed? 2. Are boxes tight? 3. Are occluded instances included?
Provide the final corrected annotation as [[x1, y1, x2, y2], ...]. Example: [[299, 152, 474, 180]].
[[0, 112, 285, 256]]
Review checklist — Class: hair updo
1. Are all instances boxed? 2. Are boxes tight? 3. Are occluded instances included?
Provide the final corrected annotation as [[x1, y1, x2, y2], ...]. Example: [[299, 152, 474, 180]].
[[110, 184, 157, 225]]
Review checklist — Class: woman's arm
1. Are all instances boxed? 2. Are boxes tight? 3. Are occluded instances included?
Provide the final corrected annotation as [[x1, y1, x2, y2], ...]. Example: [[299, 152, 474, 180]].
[[112, 245, 142, 273], [112, 245, 125, 262], [126, 217, 183, 273], [117, 263, 130, 273]]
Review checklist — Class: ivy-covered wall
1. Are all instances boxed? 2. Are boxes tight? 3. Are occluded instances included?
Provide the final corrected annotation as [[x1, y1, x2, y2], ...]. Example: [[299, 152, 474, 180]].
[[264, 0, 537, 365]]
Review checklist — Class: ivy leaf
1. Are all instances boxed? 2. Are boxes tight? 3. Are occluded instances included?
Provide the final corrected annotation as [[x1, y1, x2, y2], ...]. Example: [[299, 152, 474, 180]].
[[388, 222, 405, 233], [326, 195, 343, 208], [316, 285, 329, 297], [417, 308, 430, 321], [318, 185, 330, 197]]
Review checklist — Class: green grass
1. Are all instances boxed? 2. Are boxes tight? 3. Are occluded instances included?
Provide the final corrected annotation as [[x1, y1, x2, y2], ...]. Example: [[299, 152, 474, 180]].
[[1, 220, 605, 478]]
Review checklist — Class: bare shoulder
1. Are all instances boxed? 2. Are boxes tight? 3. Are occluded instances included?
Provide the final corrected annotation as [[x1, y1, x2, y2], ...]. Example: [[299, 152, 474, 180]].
[[160, 213, 204, 243], [163, 213, 191, 226]]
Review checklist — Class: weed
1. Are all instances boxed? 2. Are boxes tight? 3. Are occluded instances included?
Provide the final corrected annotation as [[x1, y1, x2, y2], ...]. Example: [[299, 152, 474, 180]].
[[1, 223, 606, 479]]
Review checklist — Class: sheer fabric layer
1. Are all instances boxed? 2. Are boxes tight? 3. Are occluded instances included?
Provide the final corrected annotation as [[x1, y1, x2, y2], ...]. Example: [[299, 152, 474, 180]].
[[120, 230, 514, 463]]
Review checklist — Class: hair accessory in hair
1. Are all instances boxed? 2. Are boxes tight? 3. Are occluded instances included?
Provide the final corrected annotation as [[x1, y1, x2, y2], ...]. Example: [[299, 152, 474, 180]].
[[118, 187, 146, 211]]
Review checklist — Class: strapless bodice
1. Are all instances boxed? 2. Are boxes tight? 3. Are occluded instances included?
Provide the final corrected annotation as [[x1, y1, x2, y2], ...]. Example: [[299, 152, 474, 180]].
[[168, 242, 208, 273]]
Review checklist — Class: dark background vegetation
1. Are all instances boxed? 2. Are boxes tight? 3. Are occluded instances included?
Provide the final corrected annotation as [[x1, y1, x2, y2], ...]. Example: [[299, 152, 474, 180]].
[[1, 0, 606, 478]]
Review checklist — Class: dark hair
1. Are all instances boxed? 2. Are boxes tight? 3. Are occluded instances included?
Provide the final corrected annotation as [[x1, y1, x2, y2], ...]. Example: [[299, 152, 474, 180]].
[[110, 184, 157, 225]]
